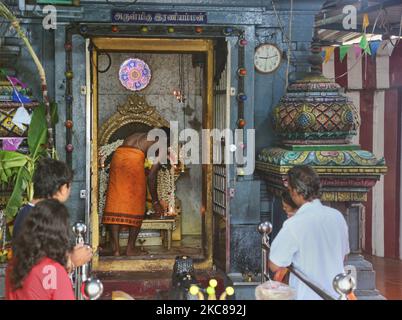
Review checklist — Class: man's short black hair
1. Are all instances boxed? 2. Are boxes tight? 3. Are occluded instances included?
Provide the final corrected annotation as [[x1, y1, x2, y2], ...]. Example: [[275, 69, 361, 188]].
[[287, 165, 321, 201], [33, 158, 73, 199]]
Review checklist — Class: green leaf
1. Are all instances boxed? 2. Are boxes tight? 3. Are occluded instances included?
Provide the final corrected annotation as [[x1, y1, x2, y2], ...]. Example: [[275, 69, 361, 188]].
[[28, 104, 48, 157], [4, 166, 29, 221], [0, 151, 29, 170], [51, 102, 59, 126]]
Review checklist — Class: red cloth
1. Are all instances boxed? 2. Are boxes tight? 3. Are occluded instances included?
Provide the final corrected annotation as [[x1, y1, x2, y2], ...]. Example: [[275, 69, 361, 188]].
[[6, 257, 75, 300]]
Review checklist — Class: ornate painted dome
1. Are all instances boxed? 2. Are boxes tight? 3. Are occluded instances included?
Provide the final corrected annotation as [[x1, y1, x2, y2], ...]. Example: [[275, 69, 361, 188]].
[[271, 38, 360, 145], [272, 74, 360, 144]]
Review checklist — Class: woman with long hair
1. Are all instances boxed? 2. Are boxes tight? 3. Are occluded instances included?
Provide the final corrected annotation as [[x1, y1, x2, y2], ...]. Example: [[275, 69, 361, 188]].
[[6, 199, 76, 300]]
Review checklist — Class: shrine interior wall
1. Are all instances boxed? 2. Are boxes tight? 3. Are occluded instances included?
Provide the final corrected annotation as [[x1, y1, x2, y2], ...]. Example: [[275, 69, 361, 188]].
[[98, 52, 203, 235]]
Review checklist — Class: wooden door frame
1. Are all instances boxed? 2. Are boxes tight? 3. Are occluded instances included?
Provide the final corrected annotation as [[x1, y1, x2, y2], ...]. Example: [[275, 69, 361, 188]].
[[89, 37, 214, 271]]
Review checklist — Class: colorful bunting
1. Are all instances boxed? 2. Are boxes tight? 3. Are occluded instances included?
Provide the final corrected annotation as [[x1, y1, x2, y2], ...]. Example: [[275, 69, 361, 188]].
[[2, 137, 25, 151], [12, 88, 32, 103], [339, 45, 351, 62], [7, 76, 27, 89], [369, 41, 381, 58], [354, 44, 362, 59], [324, 46, 335, 63], [359, 34, 371, 55], [12, 105, 31, 130], [362, 13, 369, 30]]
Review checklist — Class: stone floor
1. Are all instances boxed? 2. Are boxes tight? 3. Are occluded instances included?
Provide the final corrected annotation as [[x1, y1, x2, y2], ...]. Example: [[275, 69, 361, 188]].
[[99, 235, 203, 260], [364, 255, 402, 300]]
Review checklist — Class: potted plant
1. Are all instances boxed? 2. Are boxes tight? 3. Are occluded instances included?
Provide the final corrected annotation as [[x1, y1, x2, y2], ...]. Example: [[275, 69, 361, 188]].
[[0, 1, 58, 225], [0, 2, 55, 151], [0, 103, 58, 224]]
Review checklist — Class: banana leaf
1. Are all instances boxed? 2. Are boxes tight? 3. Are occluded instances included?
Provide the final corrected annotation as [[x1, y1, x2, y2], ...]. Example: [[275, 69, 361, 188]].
[[0, 151, 28, 170], [28, 102, 58, 158], [4, 165, 32, 221], [1, 103, 59, 221], [28, 104, 47, 158]]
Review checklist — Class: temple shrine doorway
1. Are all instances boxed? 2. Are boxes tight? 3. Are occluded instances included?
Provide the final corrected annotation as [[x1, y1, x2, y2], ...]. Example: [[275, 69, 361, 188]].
[[86, 38, 229, 272]]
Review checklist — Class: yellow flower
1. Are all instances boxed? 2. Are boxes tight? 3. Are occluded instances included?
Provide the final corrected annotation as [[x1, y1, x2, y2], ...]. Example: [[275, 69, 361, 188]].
[[144, 158, 154, 169]]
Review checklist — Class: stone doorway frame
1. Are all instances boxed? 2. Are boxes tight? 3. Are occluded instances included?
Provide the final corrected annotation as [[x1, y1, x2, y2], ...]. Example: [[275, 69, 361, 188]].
[[88, 37, 214, 272]]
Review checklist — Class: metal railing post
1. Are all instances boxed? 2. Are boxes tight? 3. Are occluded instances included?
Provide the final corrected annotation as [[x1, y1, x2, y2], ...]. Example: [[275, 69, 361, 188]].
[[258, 221, 273, 283], [72, 222, 87, 300], [333, 271, 356, 300]]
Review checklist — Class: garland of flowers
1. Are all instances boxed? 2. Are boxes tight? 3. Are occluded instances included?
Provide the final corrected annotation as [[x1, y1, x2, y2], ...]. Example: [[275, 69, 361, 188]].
[[157, 165, 178, 216]]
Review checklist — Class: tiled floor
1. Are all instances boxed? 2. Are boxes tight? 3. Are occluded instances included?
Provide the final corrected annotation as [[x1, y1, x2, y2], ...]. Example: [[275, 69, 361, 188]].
[[365, 255, 402, 300]]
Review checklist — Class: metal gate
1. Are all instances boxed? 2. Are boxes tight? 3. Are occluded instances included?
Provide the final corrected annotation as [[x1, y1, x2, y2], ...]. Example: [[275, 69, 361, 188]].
[[212, 42, 231, 271]]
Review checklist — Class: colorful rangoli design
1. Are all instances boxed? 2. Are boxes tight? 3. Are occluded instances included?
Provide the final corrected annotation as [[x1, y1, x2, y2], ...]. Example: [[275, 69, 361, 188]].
[[119, 58, 151, 91]]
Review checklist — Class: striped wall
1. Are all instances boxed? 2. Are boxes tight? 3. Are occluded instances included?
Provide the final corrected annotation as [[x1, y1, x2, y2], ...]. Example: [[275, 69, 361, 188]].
[[322, 41, 402, 259]]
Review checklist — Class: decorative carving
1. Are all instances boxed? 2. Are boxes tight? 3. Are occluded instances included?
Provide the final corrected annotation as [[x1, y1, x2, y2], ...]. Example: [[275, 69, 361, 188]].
[[98, 93, 181, 222], [257, 148, 385, 167], [99, 93, 169, 146], [272, 76, 360, 144], [256, 38, 387, 202]]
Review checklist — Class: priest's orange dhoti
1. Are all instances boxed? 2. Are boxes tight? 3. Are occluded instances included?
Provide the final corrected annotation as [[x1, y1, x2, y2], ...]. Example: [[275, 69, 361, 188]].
[[102, 146, 146, 228]]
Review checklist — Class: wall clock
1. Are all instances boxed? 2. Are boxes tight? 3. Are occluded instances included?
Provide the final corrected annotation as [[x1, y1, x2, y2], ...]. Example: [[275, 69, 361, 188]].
[[254, 43, 282, 74], [119, 58, 152, 91]]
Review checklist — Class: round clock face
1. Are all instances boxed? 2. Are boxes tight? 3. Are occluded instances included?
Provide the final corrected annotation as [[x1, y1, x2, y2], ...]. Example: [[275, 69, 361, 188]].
[[119, 58, 151, 91], [254, 44, 282, 74]]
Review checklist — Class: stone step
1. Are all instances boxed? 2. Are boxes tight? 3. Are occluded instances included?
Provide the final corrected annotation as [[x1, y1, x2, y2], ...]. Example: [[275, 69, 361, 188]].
[[355, 289, 386, 300]]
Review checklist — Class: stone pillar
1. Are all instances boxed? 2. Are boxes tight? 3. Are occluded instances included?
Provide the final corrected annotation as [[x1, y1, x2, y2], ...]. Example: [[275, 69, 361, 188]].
[[330, 202, 385, 299], [256, 37, 387, 300]]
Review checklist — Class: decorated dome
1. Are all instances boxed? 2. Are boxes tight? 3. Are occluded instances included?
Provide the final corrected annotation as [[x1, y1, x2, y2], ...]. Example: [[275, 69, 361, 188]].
[[272, 74, 360, 144], [271, 40, 360, 145]]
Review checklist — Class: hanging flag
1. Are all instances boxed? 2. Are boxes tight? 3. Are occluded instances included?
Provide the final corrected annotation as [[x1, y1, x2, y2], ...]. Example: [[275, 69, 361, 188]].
[[339, 44, 351, 62], [7, 76, 27, 89], [321, 49, 326, 59], [354, 44, 362, 59], [359, 34, 371, 55], [362, 13, 369, 30], [324, 46, 335, 63], [2, 137, 25, 151], [12, 88, 31, 103], [369, 41, 381, 58], [12, 105, 32, 130]]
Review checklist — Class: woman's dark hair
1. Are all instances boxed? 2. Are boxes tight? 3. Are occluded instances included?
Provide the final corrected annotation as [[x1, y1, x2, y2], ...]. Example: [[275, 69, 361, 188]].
[[281, 190, 298, 210], [11, 199, 73, 290], [287, 165, 321, 201], [33, 158, 73, 199]]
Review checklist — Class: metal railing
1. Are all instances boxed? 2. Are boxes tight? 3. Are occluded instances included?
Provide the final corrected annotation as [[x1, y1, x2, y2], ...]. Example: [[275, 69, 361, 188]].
[[72, 222, 104, 300]]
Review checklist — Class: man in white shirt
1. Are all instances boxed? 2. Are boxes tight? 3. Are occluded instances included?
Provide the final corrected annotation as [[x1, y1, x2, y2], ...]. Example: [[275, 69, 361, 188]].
[[269, 165, 350, 300]]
